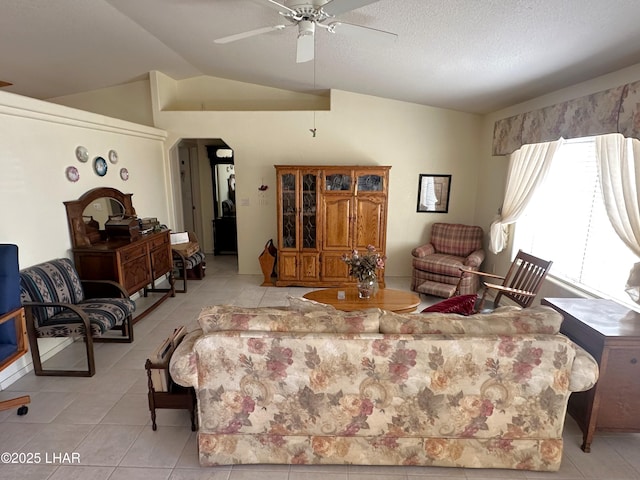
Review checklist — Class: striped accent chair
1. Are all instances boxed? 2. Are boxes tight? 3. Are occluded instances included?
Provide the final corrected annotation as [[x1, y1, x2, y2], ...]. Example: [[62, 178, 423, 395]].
[[411, 223, 485, 298], [172, 232, 206, 293], [19, 258, 135, 377]]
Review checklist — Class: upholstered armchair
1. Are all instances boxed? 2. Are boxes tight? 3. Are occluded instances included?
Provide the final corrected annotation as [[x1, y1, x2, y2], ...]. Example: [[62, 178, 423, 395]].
[[411, 223, 485, 298], [19, 258, 135, 377], [0, 244, 30, 415]]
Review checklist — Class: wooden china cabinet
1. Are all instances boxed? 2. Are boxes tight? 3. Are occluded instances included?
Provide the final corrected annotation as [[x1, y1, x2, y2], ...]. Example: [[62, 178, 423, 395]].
[[275, 165, 390, 287]]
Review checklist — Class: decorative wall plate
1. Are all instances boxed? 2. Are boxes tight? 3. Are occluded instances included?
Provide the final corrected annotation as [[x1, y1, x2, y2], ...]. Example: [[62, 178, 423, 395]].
[[108, 149, 118, 164], [94, 156, 108, 176], [66, 165, 80, 182], [119, 167, 129, 181], [75, 145, 89, 163]]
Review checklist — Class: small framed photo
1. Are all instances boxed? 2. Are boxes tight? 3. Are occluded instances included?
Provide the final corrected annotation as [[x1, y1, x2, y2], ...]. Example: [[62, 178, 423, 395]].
[[417, 174, 451, 213]]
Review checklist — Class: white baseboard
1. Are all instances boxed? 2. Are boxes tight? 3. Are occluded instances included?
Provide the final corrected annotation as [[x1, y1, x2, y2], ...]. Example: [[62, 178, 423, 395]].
[[0, 338, 73, 390]]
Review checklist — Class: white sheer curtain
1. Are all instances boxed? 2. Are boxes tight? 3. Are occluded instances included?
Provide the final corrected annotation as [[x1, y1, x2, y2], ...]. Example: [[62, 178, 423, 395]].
[[595, 134, 640, 302], [489, 139, 564, 254]]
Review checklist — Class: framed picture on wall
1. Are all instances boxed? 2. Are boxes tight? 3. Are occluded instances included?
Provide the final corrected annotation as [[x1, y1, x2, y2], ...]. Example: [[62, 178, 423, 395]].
[[417, 174, 451, 213]]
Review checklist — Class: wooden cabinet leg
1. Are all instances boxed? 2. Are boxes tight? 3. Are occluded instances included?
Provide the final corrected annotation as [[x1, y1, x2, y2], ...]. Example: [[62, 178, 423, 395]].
[[151, 409, 158, 431]]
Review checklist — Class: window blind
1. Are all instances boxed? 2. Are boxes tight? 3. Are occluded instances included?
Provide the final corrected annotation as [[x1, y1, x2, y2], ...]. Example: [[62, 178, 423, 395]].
[[515, 137, 638, 304]]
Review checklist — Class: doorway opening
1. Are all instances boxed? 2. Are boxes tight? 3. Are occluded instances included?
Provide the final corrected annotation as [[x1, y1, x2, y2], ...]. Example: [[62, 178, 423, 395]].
[[173, 138, 237, 260], [207, 144, 237, 255]]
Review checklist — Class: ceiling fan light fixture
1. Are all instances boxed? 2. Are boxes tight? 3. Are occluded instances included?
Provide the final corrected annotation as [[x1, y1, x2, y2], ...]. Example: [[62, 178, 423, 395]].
[[298, 20, 315, 37]]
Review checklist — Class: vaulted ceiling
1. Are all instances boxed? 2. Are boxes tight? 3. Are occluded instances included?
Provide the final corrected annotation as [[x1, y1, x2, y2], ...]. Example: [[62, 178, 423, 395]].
[[2, 0, 640, 114]]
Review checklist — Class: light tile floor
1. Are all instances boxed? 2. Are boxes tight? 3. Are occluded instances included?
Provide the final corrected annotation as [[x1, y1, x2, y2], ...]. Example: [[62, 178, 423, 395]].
[[2, 255, 640, 479]]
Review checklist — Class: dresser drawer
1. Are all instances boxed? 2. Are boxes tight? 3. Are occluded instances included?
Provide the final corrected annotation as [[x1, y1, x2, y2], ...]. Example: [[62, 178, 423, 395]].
[[120, 243, 148, 263], [148, 233, 169, 251], [122, 255, 152, 293], [151, 245, 172, 278]]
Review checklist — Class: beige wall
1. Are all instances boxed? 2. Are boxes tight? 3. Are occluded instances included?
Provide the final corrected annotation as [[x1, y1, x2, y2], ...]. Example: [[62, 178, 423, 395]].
[[31, 62, 640, 281], [48, 79, 155, 127], [171, 75, 330, 111], [150, 72, 483, 276], [0, 90, 168, 386]]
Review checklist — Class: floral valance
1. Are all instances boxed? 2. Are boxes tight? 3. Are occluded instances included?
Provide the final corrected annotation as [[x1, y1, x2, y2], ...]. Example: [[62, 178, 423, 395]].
[[492, 80, 640, 156]]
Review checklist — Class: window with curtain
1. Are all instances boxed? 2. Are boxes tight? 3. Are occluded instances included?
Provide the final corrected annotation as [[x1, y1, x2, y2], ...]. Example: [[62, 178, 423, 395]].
[[514, 136, 639, 305]]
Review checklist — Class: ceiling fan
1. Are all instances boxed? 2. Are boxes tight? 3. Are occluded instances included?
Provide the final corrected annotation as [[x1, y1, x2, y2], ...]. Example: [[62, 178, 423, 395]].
[[214, 0, 397, 63]]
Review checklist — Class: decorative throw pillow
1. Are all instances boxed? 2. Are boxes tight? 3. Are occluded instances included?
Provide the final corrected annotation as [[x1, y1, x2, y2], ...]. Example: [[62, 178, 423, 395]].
[[421, 294, 478, 316]]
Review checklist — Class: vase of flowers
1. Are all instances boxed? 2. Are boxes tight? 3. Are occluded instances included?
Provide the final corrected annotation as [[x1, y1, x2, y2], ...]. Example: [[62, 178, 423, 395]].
[[342, 245, 386, 299]]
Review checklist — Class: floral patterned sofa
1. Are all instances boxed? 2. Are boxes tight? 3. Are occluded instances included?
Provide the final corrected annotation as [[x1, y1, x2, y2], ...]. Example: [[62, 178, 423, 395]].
[[170, 299, 598, 471]]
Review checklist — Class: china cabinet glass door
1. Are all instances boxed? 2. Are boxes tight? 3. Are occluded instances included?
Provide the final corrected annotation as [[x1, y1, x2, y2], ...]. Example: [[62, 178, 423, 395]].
[[280, 173, 297, 249]]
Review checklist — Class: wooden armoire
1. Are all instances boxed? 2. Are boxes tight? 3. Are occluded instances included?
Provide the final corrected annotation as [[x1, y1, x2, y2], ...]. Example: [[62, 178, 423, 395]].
[[275, 165, 390, 287]]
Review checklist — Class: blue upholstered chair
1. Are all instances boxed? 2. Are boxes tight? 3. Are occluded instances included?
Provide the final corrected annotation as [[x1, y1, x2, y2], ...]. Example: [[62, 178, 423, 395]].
[[20, 258, 135, 377], [0, 244, 30, 414]]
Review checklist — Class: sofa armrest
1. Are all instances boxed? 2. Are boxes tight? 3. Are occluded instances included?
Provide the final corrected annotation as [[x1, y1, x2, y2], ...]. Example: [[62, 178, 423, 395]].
[[569, 344, 599, 392], [464, 248, 485, 268], [411, 243, 435, 258], [169, 329, 203, 388]]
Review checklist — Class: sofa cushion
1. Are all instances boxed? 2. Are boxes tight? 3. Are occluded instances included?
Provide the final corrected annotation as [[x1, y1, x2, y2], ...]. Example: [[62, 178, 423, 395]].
[[422, 294, 477, 315], [35, 298, 135, 338], [19, 258, 85, 326], [430, 223, 483, 257], [412, 253, 467, 278], [198, 304, 380, 334], [287, 295, 336, 312], [380, 305, 563, 335], [170, 328, 203, 388]]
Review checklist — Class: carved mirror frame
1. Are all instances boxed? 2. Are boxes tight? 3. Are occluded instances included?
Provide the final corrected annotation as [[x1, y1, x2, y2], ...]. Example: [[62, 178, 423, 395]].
[[64, 187, 136, 248]]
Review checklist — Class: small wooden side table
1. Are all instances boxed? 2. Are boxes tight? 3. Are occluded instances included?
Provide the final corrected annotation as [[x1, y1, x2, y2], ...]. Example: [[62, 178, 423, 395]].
[[145, 357, 197, 432], [542, 297, 640, 452], [303, 287, 420, 313]]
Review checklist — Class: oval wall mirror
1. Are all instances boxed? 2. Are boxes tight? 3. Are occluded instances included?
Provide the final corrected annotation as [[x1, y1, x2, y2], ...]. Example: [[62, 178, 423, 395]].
[[82, 197, 125, 230]]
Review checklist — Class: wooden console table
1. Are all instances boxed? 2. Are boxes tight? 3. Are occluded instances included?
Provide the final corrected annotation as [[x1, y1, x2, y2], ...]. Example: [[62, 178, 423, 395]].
[[304, 287, 420, 313], [65, 187, 175, 323], [73, 230, 174, 323], [542, 297, 640, 452]]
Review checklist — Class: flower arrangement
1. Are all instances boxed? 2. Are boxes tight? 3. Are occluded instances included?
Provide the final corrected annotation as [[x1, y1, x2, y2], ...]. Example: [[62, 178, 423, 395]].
[[342, 245, 386, 282]]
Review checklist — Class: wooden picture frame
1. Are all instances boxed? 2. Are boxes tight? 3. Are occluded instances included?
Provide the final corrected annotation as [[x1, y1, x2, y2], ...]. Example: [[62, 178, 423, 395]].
[[417, 174, 451, 213]]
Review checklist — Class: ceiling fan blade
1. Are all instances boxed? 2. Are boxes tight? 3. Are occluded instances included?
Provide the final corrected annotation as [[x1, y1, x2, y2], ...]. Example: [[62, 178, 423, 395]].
[[330, 21, 397, 44], [214, 24, 287, 44], [322, 0, 380, 16], [296, 32, 314, 63], [0, 81, 12, 88], [267, 0, 298, 16]]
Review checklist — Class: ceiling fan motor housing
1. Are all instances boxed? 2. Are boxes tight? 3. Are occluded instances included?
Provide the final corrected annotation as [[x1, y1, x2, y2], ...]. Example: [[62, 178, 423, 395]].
[[298, 20, 316, 36], [282, 3, 330, 22]]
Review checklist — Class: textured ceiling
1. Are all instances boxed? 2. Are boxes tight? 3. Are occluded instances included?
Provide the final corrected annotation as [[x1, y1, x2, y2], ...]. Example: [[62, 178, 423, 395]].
[[2, 0, 640, 114]]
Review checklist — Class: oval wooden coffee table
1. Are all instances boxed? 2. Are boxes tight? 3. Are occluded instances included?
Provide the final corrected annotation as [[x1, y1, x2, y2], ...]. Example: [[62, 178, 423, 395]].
[[303, 287, 420, 313]]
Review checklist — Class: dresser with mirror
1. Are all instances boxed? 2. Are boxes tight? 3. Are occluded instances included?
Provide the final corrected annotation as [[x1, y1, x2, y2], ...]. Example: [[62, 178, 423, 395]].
[[64, 187, 174, 322]]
